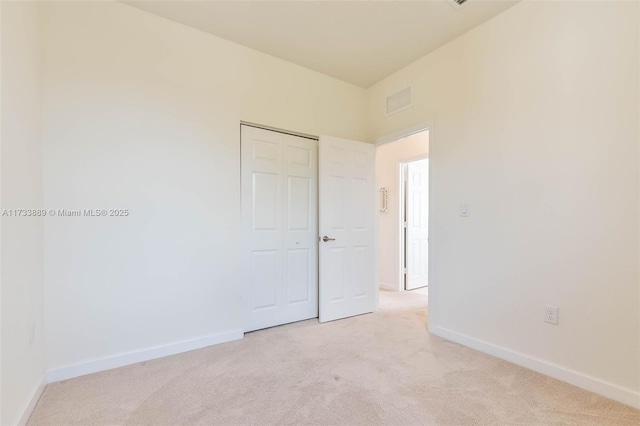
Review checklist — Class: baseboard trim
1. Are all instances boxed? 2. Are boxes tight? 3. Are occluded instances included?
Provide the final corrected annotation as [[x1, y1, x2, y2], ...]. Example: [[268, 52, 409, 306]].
[[16, 373, 47, 426], [429, 325, 640, 409], [379, 281, 397, 291], [47, 328, 244, 383]]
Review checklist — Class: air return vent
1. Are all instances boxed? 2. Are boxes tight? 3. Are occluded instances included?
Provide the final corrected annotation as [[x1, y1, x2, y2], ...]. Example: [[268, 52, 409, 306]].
[[385, 86, 412, 115]]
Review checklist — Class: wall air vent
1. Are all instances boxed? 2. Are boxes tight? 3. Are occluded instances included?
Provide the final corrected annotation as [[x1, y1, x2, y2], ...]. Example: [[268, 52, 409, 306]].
[[385, 86, 412, 116]]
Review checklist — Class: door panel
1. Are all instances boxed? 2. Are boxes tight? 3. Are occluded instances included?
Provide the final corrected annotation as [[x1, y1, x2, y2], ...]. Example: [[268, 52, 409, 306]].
[[242, 126, 318, 332], [286, 248, 310, 304], [405, 159, 429, 290], [251, 250, 279, 310], [252, 172, 279, 230], [319, 135, 375, 323], [327, 247, 345, 301], [287, 176, 310, 230]]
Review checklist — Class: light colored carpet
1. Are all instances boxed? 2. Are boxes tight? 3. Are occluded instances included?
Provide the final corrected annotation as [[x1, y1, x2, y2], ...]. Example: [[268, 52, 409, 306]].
[[29, 290, 639, 425]]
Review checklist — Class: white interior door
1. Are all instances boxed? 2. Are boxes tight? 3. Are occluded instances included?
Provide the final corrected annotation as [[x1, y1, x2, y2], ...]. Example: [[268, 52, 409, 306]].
[[405, 159, 429, 290], [319, 135, 376, 323], [241, 125, 318, 332]]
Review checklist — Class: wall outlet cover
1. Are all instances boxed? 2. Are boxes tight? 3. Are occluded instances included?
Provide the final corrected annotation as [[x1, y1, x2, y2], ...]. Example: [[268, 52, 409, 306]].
[[544, 305, 559, 325]]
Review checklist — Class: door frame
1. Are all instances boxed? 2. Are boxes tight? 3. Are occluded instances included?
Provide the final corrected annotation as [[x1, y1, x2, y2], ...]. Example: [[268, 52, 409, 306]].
[[399, 155, 429, 292], [374, 121, 433, 305], [240, 121, 319, 140]]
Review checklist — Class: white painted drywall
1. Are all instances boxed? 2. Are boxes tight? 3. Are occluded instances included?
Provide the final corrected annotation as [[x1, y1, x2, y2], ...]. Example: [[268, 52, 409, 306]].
[[0, 2, 46, 424], [40, 1, 367, 373], [375, 131, 428, 291], [368, 0, 640, 405]]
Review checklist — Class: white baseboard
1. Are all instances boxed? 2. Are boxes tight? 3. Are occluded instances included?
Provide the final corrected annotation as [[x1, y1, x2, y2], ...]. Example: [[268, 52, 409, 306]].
[[379, 281, 397, 291], [47, 328, 244, 383], [429, 325, 640, 409], [16, 373, 47, 426]]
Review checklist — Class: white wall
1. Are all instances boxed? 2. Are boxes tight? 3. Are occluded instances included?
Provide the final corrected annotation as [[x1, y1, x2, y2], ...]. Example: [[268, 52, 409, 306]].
[[0, 2, 46, 424], [5, 0, 638, 414], [376, 131, 428, 291], [368, 0, 640, 407], [40, 1, 367, 376]]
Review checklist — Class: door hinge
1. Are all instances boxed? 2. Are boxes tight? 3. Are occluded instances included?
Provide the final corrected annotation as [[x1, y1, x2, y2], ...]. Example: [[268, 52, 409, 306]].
[[403, 268, 407, 274]]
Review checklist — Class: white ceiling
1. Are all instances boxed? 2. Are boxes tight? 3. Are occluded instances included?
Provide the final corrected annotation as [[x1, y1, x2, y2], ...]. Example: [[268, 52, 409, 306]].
[[125, 0, 519, 88]]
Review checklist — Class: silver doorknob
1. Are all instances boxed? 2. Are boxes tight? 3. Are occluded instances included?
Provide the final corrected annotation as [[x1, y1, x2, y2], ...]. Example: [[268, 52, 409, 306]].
[[322, 236, 336, 242]]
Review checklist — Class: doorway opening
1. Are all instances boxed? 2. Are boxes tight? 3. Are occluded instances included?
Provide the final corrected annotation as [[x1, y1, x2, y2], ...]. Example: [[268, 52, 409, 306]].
[[375, 129, 429, 302]]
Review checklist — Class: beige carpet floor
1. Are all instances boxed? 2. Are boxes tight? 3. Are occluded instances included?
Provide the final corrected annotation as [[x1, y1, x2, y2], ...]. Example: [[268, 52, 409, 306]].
[[29, 290, 640, 425]]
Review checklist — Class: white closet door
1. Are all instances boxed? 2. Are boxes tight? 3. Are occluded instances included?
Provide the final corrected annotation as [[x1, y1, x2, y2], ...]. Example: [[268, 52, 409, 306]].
[[241, 125, 318, 332], [318, 135, 376, 323], [405, 159, 429, 290]]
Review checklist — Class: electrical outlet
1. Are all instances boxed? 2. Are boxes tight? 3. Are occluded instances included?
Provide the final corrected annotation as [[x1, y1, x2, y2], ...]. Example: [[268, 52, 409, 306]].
[[544, 305, 558, 325]]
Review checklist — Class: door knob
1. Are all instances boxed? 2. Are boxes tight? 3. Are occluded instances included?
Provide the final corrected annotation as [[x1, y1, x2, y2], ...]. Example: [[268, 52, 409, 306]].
[[322, 236, 336, 242]]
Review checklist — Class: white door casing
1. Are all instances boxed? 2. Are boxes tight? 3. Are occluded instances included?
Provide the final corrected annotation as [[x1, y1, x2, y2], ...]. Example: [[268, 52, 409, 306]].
[[241, 125, 318, 332], [405, 159, 429, 290], [318, 135, 376, 323]]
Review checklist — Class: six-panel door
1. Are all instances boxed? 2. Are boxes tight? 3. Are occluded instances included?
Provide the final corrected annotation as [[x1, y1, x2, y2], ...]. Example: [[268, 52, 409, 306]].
[[318, 135, 376, 323], [241, 126, 318, 332]]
